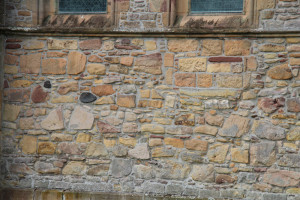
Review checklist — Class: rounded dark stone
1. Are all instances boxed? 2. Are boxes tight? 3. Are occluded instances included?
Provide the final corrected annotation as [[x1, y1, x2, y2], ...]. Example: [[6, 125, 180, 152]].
[[80, 92, 97, 103], [44, 80, 51, 88]]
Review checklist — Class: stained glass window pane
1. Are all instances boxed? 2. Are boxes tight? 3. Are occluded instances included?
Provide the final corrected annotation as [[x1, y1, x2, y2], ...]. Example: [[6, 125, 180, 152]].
[[191, 0, 244, 13], [59, 0, 107, 13]]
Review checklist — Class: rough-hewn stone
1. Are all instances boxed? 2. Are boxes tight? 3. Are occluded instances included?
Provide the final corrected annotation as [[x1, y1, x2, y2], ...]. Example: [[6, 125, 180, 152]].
[[20, 53, 41, 74], [219, 115, 250, 137], [207, 144, 229, 163], [67, 52, 87, 75], [178, 57, 206, 72], [42, 58, 67, 75], [69, 106, 94, 130], [267, 64, 292, 80], [41, 108, 64, 130], [134, 53, 162, 75], [168, 39, 198, 52]]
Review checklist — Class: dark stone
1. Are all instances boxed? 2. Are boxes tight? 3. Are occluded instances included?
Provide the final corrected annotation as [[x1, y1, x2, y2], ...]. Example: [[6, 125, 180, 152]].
[[80, 92, 97, 103], [6, 44, 21, 49], [4, 80, 9, 88], [31, 85, 48, 103], [44, 80, 51, 88], [208, 57, 243, 62]]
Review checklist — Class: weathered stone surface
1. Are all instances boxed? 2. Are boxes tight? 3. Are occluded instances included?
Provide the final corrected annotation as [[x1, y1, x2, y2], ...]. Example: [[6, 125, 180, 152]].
[[209, 57, 243, 62], [245, 56, 257, 71], [207, 63, 231, 73], [38, 142, 56, 154], [202, 40, 222, 56], [157, 160, 190, 180], [181, 151, 203, 163], [128, 143, 150, 159], [3, 104, 21, 122], [122, 122, 138, 133], [267, 64, 292, 80], [79, 39, 101, 50], [111, 158, 133, 178], [67, 52, 87, 75], [185, 139, 208, 151], [80, 92, 97, 103], [219, 115, 250, 137], [250, 142, 276, 166], [204, 113, 224, 127], [34, 161, 60, 174], [194, 125, 218, 136], [191, 164, 214, 182], [58, 82, 78, 95], [279, 154, 300, 168], [87, 64, 106, 75], [287, 127, 300, 141], [69, 106, 94, 130], [117, 95, 136, 108], [51, 95, 75, 103], [87, 165, 110, 176], [20, 135, 37, 154], [109, 64, 128, 74], [134, 165, 155, 179], [19, 117, 35, 129], [141, 124, 164, 134], [20, 53, 41, 74], [224, 40, 251, 56], [216, 74, 243, 88], [97, 121, 121, 134], [48, 39, 77, 50], [134, 53, 162, 75], [259, 44, 285, 52], [119, 137, 137, 147], [207, 144, 229, 163], [31, 85, 48, 103], [24, 40, 45, 50], [51, 133, 73, 142], [168, 39, 198, 52], [175, 113, 195, 126], [4, 54, 18, 65], [231, 148, 249, 163], [258, 97, 285, 113], [164, 138, 184, 148], [76, 133, 91, 143], [94, 96, 115, 105], [197, 74, 212, 88], [85, 143, 108, 157], [180, 89, 238, 98], [178, 57, 206, 72], [263, 169, 300, 187], [287, 98, 300, 112], [42, 58, 67, 74], [120, 56, 134, 66], [92, 85, 115, 97], [57, 142, 82, 155], [252, 120, 285, 140], [62, 161, 87, 175], [41, 108, 64, 130], [175, 73, 196, 87], [11, 80, 33, 88], [164, 53, 174, 67], [216, 174, 235, 184], [152, 147, 175, 157], [10, 163, 35, 174]]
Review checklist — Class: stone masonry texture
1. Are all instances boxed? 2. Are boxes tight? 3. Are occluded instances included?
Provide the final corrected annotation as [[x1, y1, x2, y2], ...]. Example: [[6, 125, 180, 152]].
[[1, 0, 300, 200]]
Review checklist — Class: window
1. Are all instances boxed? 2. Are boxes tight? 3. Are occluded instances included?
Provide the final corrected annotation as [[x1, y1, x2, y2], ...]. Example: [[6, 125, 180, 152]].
[[58, 0, 107, 13], [190, 0, 244, 13]]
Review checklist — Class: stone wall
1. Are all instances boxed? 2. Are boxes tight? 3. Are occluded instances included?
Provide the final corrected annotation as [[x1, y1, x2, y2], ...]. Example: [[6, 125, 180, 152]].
[[1, 36, 300, 199]]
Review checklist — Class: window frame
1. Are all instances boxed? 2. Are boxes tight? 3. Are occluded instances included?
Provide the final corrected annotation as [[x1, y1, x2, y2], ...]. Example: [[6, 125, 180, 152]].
[[57, 0, 108, 15]]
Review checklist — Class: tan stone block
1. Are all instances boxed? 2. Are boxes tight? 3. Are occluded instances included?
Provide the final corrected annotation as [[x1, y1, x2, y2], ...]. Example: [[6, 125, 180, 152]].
[[257, 0, 275, 10], [117, 95, 136, 108], [42, 58, 67, 75], [193, 125, 218, 136], [207, 144, 229, 163], [4, 65, 18, 74], [92, 85, 115, 97], [197, 74, 212, 88], [259, 44, 285, 52], [120, 56, 134, 66], [76, 133, 91, 143], [286, 188, 300, 194], [102, 40, 114, 50], [3, 104, 21, 122], [87, 64, 106, 75], [168, 39, 198, 52], [179, 57, 206, 72], [41, 108, 64, 131], [149, 138, 163, 147], [153, 118, 172, 125], [290, 58, 300, 66], [47, 51, 67, 58], [149, 100, 163, 108], [51, 95, 75, 103], [175, 73, 196, 87], [134, 53, 162, 75], [85, 143, 108, 157], [141, 124, 164, 134], [103, 139, 116, 147], [202, 40, 222, 56], [20, 53, 41, 74], [191, 164, 214, 182], [216, 74, 243, 88], [19, 117, 35, 129], [185, 139, 208, 151], [267, 63, 292, 80], [48, 39, 78, 50], [51, 134, 73, 142], [4, 54, 18, 65], [20, 135, 37, 154], [164, 53, 174, 67], [219, 115, 250, 137], [231, 148, 249, 163], [94, 96, 115, 105], [207, 63, 231, 73], [245, 57, 257, 71], [67, 52, 87, 75], [287, 38, 300, 44], [24, 40, 45, 50], [287, 127, 300, 141], [79, 39, 101, 50], [224, 40, 251, 56], [140, 89, 150, 98], [145, 40, 157, 51], [62, 161, 87, 175], [132, 39, 144, 46], [10, 80, 33, 88], [119, 137, 137, 147], [58, 82, 78, 95], [38, 142, 56, 154], [164, 138, 184, 148], [152, 147, 175, 157]]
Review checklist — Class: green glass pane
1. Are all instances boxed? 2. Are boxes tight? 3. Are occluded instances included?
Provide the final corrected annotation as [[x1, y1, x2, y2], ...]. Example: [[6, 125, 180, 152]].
[[59, 0, 107, 13], [191, 0, 243, 13]]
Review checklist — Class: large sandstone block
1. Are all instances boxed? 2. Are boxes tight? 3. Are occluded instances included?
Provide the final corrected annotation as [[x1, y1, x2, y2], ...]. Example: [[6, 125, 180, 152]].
[[287, 127, 300, 141], [48, 39, 78, 50], [175, 73, 196, 87], [219, 115, 250, 137], [185, 139, 208, 151], [252, 120, 285, 140], [20, 53, 41, 74], [62, 161, 87, 175], [92, 85, 115, 97], [267, 64, 292, 80], [41, 108, 64, 130], [250, 142, 276, 166], [134, 53, 162, 75], [42, 58, 67, 75], [3, 104, 21, 122], [191, 164, 214, 182], [69, 106, 94, 130], [207, 144, 229, 163], [117, 95, 136, 108], [128, 143, 150, 159], [216, 74, 243, 88], [178, 57, 206, 72], [168, 39, 198, 52], [79, 39, 101, 50], [20, 135, 37, 154], [224, 40, 251, 56], [67, 52, 87, 75], [263, 169, 300, 187], [202, 40, 222, 56]]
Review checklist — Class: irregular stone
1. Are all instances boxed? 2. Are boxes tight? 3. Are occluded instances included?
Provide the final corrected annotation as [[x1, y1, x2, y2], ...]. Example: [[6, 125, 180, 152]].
[[279, 154, 300, 168], [109, 64, 128, 74], [250, 142, 276, 166], [164, 138, 184, 148], [258, 87, 288, 97], [224, 40, 251, 56], [38, 142, 56, 154], [259, 44, 285, 52], [80, 92, 97, 103], [44, 80, 51, 88], [231, 148, 249, 163], [202, 40, 222, 56], [88, 55, 102, 63], [4, 65, 18, 74], [252, 120, 285, 140], [117, 95, 136, 108], [97, 121, 120, 134], [152, 147, 175, 157], [92, 85, 115, 97], [191, 164, 214, 182], [287, 98, 300, 112], [10, 80, 33, 88], [69, 106, 94, 130], [175, 113, 195, 126], [194, 125, 218, 136], [102, 40, 115, 50], [128, 143, 150, 159], [87, 64, 106, 75], [185, 139, 208, 151], [31, 85, 48, 103], [62, 161, 87, 175], [141, 124, 164, 134], [112, 145, 128, 157], [57, 142, 82, 155], [134, 165, 155, 179], [67, 52, 87, 75], [120, 85, 137, 94], [178, 57, 206, 72], [258, 97, 285, 113], [41, 108, 64, 130], [219, 115, 250, 137], [216, 74, 243, 88], [19, 117, 35, 129], [94, 96, 115, 105], [207, 63, 231, 73], [3, 104, 21, 122], [7, 88, 31, 102], [267, 64, 292, 80], [47, 51, 67, 58], [51, 133, 73, 142], [175, 73, 196, 87], [20, 135, 37, 154], [51, 95, 75, 103], [79, 39, 101, 50], [181, 151, 203, 163], [168, 39, 198, 52], [216, 174, 235, 184], [286, 188, 300, 194], [85, 143, 108, 157], [87, 165, 110, 176], [287, 127, 300, 141], [42, 58, 67, 74], [10, 163, 35, 174], [119, 137, 137, 147], [20, 53, 41, 74], [120, 57, 134, 66], [204, 113, 224, 127], [245, 56, 258, 71], [122, 123, 138, 133], [4, 54, 18, 65], [58, 82, 78, 95], [207, 144, 229, 163], [134, 53, 162, 75], [103, 76, 122, 84], [34, 161, 60, 174], [48, 39, 77, 50], [24, 40, 45, 50], [263, 169, 300, 187], [76, 133, 91, 143], [111, 158, 133, 178], [164, 53, 174, 67]]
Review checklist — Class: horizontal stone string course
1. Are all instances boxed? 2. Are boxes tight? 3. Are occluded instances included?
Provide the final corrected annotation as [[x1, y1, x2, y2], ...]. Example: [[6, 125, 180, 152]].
[[1, 37, 300, 199]]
